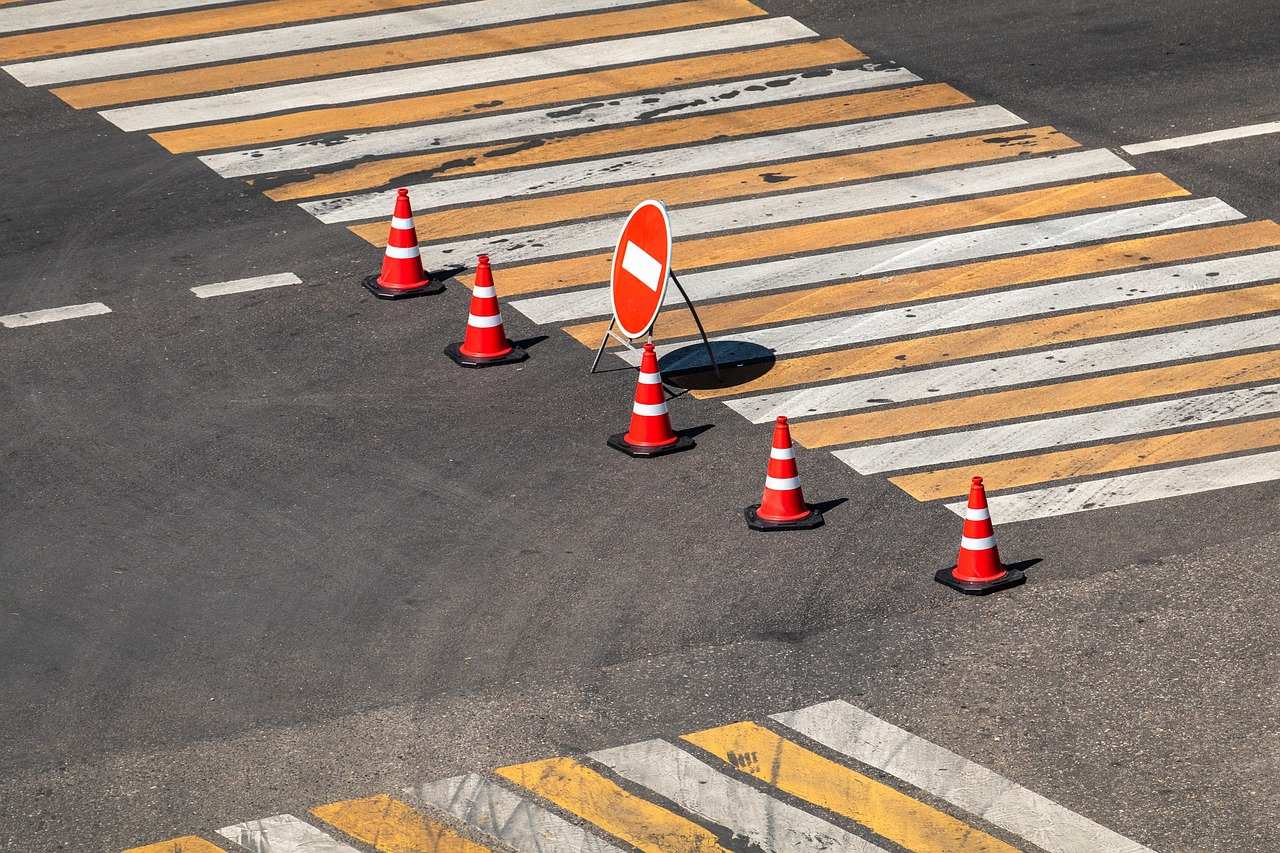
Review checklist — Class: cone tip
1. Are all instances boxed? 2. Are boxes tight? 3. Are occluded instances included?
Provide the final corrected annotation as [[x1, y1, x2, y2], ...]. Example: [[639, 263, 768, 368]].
[[776, 415, 788, 425], [477, 253, 490, 265], [972, 476, 984, 486], [397, 187, 408, 196], [642, 341, 655, 352]]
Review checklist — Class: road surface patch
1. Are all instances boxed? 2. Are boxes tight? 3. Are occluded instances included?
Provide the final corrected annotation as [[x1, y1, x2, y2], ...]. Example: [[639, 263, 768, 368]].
[[5, 0, 1280, 519], [123, 700, 1156, 852]]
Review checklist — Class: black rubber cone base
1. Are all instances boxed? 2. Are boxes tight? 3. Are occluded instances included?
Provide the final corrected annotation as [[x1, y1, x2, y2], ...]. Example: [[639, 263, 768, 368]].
[[934, 565, 1026, 596], [363, 273, 446, 300], [607, 432, 695, 458], [444, 342, 528, 368], [745, 504, 824, 531]]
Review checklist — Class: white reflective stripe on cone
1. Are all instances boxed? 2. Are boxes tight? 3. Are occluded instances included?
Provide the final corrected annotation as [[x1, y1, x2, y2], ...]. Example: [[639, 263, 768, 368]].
[[384, 244, 420, 259], [637, 371, 663, 384], [391, 216, 416, 230], [633, 402, 669, 417], [765, 476, 801, 491], [770, 446, 796, 460], [965, 507, 991, 521], [472, 285, 497, 298], [960, 535, 996, 550], [468, 313, 503, 328]]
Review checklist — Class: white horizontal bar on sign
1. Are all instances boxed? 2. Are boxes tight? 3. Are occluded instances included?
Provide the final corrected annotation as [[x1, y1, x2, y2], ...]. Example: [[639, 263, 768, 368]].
[[591, 738, 889, 853], [203, 64, 922, 178], [0, 0, 243, 35], [98, 17, 815, 130], [411, 773, 625, 853], [190, 272, 301, 298], [951, 448, 1280, 523], [432, 147, 1130, 265], [642, 244, 1280, 371], [837, 381, 1280, 475], [217, 814, 360, 853], [513, 197, 1241, 325], [775, 700, 1158, 853], [1122, 121, 1280, 156], [4, 0, 657, 87], [305, 104, 1026, 224], [727, 313, 1280, 424], [0, 302, 111, 328]]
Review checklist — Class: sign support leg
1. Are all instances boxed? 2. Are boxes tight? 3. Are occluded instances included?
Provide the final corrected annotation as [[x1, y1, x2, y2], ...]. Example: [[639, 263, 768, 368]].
[[668, 270, 720, 379], [589, 317, 616, 374]]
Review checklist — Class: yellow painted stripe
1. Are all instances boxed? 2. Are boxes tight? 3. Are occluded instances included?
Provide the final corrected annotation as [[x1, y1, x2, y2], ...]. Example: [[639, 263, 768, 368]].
[[497, 756, 727, 853], [54, 0, 764, 109], [893, 413, 1280, 501], [683, 721, 1018, 853], [312, 794, 489, 853], [789, 349, 1280, 449], [153, 38, 862, 154], [271, 81, 965, 201], [693, 220, 1280, 398], [122, 838, 225, 853], [479, 173, 1187, 298], [0, 0, 448, 62], [352, 125, 1076, 246]]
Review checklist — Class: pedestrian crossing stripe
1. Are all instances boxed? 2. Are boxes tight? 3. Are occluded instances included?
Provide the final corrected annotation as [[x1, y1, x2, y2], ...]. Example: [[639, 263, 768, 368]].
[[122, 700, 1158, 852], [5, 0, 1280, 520]]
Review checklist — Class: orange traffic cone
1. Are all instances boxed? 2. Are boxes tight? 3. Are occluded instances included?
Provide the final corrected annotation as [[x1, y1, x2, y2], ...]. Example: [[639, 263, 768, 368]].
[[607, 342, 694, 457], [363, 188, 445, 299], [746, 416, 823, 530], [445, 255, 528, 368], [935, 476, 1026, 595]]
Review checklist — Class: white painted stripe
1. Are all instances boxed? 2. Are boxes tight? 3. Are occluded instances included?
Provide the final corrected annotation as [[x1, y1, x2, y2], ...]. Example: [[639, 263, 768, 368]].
[[770, 446, 796, 460], [515, 197, 1240, 325], [390, 216, 417, 230], [765, 475, 801, 490], [471, 285, 496, 298], [621, 240, 664, 292], [964, 507, 991, 521], [5, 0, 658, 87], [217, 814, 359, 853], [0, 0, 242, 34], [411, 773, 626, 853], [727, 313, 1280, 424], [190, 272, 301, 298], [836, 382, 1280, 475], [637, 370, 663, 384], [775, 700, 1158, 853], [0, 302, 111, 328], [96, 17, 815, 129], [203, 64, 923, 178], [960, 535, 995, 549], [384, 244, 420, 259], [1123, 121, 1280, 155], [431, 146, 1128, 265], [633, 401, 669, 416], [949, 449, 1280, 523], [305, 105, 1026, 224], [591, 739, 889, 853], [467, 312, 503, 328], [642, 242, 1280, 371]]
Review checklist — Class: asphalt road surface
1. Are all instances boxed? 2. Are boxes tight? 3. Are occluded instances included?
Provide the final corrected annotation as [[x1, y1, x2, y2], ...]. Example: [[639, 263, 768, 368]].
[[1, 1, 1277, 851]]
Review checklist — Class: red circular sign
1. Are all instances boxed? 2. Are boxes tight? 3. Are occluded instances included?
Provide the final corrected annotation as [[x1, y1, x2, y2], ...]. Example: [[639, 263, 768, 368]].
[[610, 200, 672, 339]]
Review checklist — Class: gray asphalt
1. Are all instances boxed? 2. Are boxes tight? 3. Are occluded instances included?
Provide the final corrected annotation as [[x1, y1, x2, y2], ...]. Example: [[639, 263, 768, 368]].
[[1, 2, 1277, 851]]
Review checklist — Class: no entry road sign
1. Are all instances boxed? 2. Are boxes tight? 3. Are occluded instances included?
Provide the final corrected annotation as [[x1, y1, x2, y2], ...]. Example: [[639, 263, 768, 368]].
[[610, 199, 672, 339]]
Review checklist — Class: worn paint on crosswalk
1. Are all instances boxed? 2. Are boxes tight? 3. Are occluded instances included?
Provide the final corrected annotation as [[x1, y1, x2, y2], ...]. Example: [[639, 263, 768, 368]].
[[122, 699, 1157, 852], [5, 0, 1280, 520]]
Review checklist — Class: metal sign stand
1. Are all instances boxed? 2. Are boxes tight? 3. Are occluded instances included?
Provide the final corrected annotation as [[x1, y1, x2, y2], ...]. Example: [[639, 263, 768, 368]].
[[590, 270, 721, 378]]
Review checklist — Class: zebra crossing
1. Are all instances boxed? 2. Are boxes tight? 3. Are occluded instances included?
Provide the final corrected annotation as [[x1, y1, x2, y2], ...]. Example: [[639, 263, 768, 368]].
[[6, 0, 1280, 522], [124, 700, 1158, 852]]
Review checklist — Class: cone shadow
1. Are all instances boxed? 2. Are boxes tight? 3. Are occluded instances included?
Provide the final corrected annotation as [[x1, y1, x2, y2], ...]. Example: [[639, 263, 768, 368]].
[[660, 341, 776, 391]]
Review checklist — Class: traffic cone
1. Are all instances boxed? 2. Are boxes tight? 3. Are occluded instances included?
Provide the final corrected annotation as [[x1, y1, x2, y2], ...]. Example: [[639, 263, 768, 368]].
[[745, 416, 823, 530], [935, 476, 1026, 595], [363, 188, 446, 299], [445, 255, 528, 368], [607, 342, 695, 458]]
